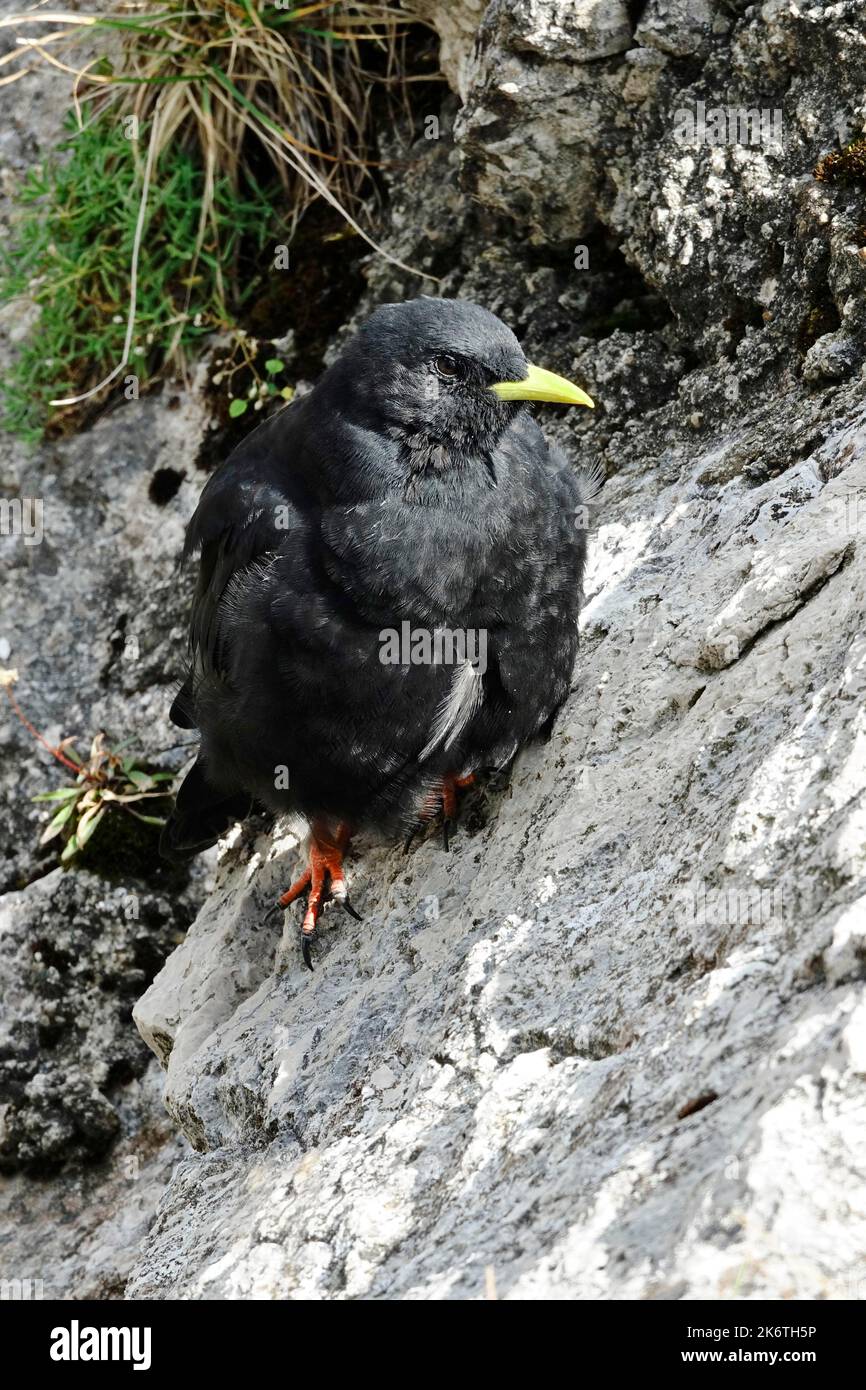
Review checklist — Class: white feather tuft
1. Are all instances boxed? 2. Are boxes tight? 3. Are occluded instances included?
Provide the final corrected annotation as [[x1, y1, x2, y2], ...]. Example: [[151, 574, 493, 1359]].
[[420, 660, 482, 763]]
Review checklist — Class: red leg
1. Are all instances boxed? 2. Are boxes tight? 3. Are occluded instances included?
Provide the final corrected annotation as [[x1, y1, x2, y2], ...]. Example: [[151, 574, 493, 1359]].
[[441, 771, 476, 821], [278, 821, 359, 969], [405, 772, 476, 853]]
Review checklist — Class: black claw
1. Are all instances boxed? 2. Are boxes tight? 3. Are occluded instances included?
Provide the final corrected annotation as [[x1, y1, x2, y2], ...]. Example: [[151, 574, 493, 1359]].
[[264, 902, 283, 924], [341, 896, 363, 922], [302, 934, 315, 971], [442, 818, 451, 853], [404, 825, 419, 854]]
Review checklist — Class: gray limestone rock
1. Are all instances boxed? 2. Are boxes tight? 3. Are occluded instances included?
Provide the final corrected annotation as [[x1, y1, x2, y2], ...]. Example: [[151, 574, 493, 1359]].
[[3, 0, 866, 1301]]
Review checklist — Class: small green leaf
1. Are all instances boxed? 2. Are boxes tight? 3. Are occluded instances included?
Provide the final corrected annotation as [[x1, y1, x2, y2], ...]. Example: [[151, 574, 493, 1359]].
[[126, 768, 155, 791], [280, 385, 295, 401], [39, 799, 76, 845], [76, 805, 105, 847], [60, 833, 80, 863], [228, 398, 248, 418], [33, 786, 82, 802], [127, 809, 168, 827], [264, 358, 284, 375]]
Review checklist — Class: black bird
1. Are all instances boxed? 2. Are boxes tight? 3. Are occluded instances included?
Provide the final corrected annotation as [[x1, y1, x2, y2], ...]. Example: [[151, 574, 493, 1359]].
[[162, 297, 594, 966]]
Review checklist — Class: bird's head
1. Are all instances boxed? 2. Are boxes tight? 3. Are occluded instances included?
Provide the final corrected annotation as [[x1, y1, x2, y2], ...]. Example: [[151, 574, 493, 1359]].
[[328, 297, 593, 472]]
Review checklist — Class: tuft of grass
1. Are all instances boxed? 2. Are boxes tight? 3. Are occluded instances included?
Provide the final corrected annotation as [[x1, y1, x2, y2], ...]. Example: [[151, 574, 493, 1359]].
[[1, 110, 280, 440], [0, 3, 430, 265], [0, 4, 436, 439]]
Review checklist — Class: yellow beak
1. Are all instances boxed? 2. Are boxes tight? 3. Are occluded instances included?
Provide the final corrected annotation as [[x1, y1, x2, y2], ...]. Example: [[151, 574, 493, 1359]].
[[490, 362, 594, 408]]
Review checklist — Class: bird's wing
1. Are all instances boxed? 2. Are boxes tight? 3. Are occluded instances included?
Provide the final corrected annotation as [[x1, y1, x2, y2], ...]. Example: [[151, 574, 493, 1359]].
[[483, 439, 585, 746], [172, 405, 314, 727]]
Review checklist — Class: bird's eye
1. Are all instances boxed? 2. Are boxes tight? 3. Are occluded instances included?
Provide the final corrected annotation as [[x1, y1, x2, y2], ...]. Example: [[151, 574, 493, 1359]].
[[434, 354, 460, 379]]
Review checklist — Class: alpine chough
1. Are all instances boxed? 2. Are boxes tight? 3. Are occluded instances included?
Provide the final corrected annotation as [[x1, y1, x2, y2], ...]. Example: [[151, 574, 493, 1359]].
[[162, 297, 595, 967]]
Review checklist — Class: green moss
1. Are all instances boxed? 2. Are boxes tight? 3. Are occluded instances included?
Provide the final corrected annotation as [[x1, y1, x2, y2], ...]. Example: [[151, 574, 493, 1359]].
[[814, 137, 866, 184]]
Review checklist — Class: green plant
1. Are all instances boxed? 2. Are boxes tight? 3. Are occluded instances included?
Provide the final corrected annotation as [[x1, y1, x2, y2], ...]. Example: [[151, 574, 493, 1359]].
[[2, 668, 174, 865], [34, 732, 175, 864], [0, 111, 279, 440], [0, 4, 435, 440], [1, 3, 424, 237], [219, 337, 295, 417]]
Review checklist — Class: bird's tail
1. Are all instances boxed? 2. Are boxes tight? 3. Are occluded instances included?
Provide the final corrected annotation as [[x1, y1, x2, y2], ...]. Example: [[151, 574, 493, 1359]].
[[159, 756, 252, 862], [169, 672, 197, 730]]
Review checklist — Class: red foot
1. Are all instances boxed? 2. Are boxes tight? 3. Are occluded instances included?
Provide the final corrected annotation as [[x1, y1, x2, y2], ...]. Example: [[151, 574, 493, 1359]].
[[279, 823, 359, 965], [406, 772, 476, 851]]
